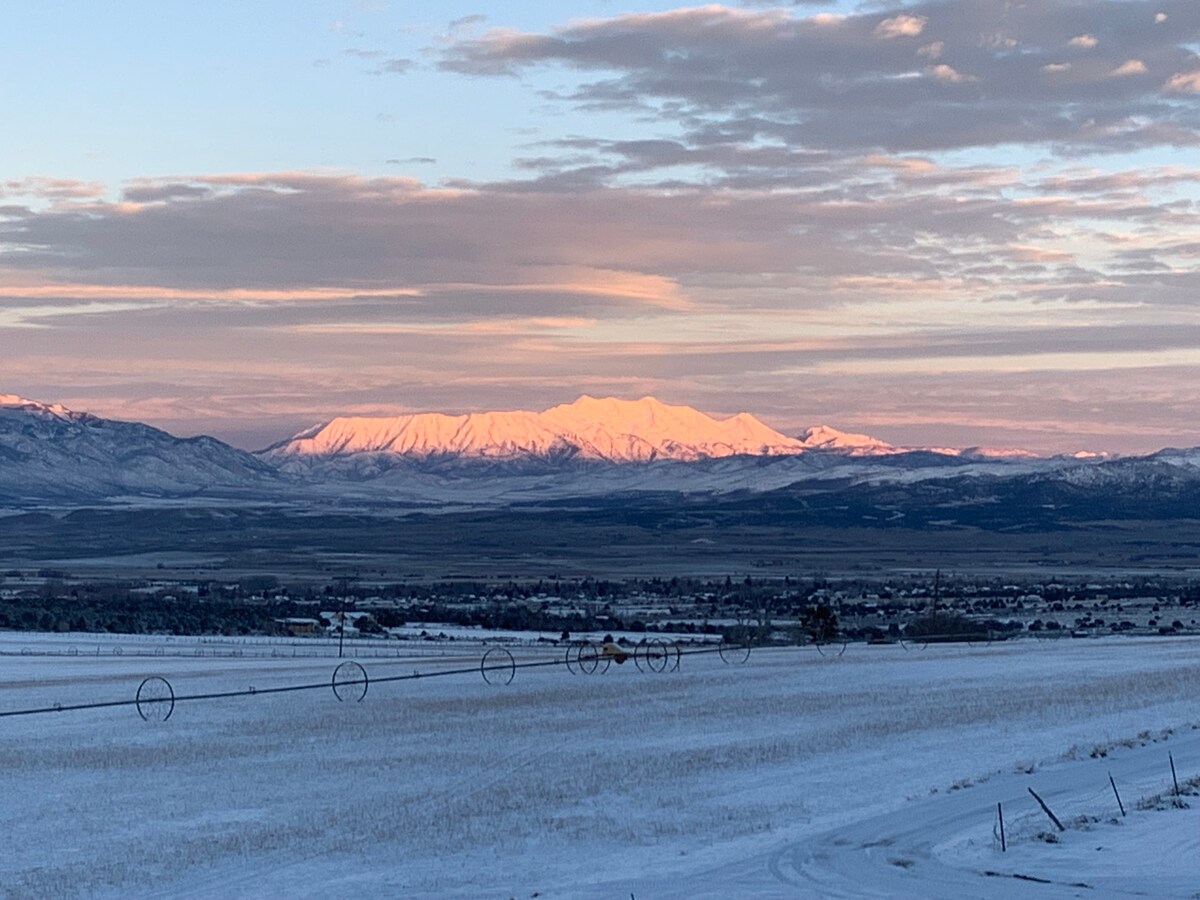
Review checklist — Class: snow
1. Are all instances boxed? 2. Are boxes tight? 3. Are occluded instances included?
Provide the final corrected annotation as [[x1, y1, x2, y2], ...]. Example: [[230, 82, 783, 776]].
[[961, 446, 1042, 459], [2, 631, 1198, 897], [0, 394, 75, 418], [0, 395, 278, 502], [262, 395, 809, 464], [799, 424, 899, 454]]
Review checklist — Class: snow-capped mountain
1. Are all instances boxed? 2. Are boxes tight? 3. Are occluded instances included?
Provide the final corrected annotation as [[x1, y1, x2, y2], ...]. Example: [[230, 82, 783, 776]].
[[261, 395, 808, 471], [797, 425, 900, 455], [5, 392, 1198, 523], [0, 394, 278, 502]]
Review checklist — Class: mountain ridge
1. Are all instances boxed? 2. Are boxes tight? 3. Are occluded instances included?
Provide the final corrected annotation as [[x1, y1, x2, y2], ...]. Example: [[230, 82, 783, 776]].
[[0, 394, 279, 502]]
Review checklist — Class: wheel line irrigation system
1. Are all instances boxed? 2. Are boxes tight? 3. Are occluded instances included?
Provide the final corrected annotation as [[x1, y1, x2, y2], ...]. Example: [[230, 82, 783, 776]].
[[0, 638, 755, 723]]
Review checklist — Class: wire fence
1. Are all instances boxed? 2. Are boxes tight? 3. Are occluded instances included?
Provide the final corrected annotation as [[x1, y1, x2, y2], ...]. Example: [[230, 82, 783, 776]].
[[992, 751, 1199, 857]]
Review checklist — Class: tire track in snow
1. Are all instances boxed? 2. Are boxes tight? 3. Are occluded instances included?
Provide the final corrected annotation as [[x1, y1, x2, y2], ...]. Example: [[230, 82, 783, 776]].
[[767, 729, 1200, 899]]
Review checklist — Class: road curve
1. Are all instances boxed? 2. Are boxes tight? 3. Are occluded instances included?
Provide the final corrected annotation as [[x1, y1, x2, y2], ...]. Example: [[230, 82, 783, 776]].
[[766, 729, 1200, 899]]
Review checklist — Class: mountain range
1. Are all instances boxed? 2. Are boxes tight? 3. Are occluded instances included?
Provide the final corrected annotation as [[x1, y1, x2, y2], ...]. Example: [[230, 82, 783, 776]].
[[263, 395, 807, 469], [3, 393, 1199, 527], [261, 395, 1073, 470]]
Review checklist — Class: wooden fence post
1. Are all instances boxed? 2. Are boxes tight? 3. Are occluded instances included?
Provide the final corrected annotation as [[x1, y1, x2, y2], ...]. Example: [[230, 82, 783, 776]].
[[1108, 773, 1125, 817], [1170, 752, 1181, 806], [1028, 786, 1065, 832]]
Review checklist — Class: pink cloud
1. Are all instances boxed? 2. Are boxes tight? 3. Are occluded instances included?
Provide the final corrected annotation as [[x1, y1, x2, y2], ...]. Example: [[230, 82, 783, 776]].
[[873, 14, 926, 39]]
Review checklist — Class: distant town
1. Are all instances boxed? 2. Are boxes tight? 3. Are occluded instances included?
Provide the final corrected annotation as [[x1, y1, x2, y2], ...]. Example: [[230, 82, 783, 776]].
[[4, 570, 1198, 644]]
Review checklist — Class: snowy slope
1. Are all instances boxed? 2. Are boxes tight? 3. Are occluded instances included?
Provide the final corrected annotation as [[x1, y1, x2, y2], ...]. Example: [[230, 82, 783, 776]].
[[0, 395, 279, 502]]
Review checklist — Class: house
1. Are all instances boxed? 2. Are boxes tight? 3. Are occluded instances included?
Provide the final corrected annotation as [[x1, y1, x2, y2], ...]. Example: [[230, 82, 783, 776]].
[[276, 617, 321, 636]]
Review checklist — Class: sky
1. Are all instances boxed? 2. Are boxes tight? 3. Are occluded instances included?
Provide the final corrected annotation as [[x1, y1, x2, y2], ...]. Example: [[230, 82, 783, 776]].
[[3, 0, 1200, 454]]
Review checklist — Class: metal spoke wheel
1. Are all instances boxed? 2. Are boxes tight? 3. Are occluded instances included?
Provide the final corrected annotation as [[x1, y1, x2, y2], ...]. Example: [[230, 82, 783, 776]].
[[814, 639, 848, 658], [136, 676, 175, 722], [576, 641, 611, 675], [718, 640, 751, 665], [564, 641, 581, 675], [643, 638, 671, 673], [331, 660, 369, 702], [481, 647, 516, 685], [633, 639, 649, 673]]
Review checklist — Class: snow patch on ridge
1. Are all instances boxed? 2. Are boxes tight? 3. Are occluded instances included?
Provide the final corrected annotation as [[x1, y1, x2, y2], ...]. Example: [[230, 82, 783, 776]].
[[960, 446, 1042, 459], [0, 394, 76, 420]]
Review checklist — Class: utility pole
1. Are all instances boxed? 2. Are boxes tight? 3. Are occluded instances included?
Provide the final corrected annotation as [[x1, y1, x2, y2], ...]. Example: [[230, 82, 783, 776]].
[[338, 593, 346, 659], [928, 567, 942, 635]]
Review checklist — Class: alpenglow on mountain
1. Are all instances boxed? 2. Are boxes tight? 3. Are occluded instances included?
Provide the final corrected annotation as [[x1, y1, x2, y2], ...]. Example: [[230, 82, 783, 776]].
[[261, 395, 817, 466]]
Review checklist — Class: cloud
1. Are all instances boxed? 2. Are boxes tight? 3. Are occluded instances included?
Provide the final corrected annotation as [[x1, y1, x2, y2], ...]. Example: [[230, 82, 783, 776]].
[[1, 177, 104, 201], [3, 162, 1197, 337], [873, 15, 926, 39], [3, 173, 823, 305], [1165, 70, 1200, 92], [121, 182, 213, 203], [449, 14, 486, 32], [439, 1, 1200, 156], [1110, 59, 1148, 76], [928, 64, 975, 83]]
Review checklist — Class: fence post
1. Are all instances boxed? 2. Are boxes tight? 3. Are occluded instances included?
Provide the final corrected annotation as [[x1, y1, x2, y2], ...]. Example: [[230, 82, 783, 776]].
[[1169, 752, 1181, 806], [997, 802, 1006, 852], [1108, 772, 1125, 817], [1027, 786, 1065, 832]]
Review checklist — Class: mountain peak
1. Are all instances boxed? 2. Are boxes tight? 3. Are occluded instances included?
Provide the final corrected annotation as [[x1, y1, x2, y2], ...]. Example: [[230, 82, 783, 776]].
[[798, 425, 897, 455], [545, 394, 688, 423], [264, 395, 806, 464], [0, 394, 77, 420]]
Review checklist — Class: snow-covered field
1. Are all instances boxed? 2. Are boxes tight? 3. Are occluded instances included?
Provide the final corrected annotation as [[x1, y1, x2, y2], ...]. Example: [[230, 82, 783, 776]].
[[2, 632, 1198, 898]]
